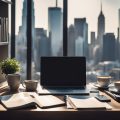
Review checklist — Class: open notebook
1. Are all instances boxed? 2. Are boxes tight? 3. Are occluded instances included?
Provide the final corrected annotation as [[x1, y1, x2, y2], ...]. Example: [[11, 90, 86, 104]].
[[0, 92, 65, 110]]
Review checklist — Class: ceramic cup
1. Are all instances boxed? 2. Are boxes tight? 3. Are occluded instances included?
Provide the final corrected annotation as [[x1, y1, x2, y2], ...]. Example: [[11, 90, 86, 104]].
[[22, 80, 38, 91], [114, 81, 120, 91], [97, 76, 112, 88]]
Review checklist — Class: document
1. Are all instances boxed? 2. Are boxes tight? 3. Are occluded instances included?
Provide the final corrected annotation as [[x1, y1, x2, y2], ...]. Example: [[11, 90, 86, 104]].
[[67, 95, 112, 110]]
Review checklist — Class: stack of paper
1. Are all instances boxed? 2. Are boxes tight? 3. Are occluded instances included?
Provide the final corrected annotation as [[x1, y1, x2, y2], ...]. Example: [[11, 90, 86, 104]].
[[67, 95, 112, 110]]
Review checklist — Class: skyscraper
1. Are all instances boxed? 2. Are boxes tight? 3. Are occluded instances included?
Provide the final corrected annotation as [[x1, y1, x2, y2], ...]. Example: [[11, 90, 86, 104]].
[[97, 2, 105, 48], [91, 32, 96, 46], [68, 25, 75, 56], [17, 0, 35, 57], [89, 32, 96, 60], [16, 0, 35, 79], [74, 18, 88, 58], [102, 33, 116, 61], [48, 0, 63, 56], [34, 28, 51, 71], [75, 36, 84, 56], [97, 2, 105, 62], [119, 9, 120, 41], [118, 9, 120, 62]]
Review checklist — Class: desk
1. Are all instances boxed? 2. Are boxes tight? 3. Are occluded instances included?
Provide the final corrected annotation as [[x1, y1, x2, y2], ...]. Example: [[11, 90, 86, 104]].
[[0, 84, 120, 120]]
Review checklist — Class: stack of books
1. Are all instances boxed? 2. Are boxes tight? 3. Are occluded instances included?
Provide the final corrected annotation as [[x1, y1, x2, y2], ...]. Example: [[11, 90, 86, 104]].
[[0, 17, 9, 42]]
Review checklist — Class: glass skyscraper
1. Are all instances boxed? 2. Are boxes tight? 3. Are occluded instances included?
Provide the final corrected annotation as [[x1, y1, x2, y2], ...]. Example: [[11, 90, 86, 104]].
[[48, 0, 63, 56]]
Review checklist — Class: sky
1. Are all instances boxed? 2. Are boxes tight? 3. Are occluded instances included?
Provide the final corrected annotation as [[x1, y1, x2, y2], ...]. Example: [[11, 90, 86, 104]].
[[16, 0, 120, 40]]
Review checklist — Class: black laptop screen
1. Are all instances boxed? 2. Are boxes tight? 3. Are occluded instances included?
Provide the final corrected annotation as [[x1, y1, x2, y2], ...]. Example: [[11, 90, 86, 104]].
[[40, 57, 86, 87]]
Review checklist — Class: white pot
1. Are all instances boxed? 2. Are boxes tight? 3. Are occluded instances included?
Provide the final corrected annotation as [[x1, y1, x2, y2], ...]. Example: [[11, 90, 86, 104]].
[[7, 74, 20, 92]]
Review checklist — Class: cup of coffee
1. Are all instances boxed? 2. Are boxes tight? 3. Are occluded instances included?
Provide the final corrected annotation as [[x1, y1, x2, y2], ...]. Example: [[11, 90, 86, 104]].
[[22, 80, 38, 91], [114, 81, 120, 91], [97, 76, 112, 88]]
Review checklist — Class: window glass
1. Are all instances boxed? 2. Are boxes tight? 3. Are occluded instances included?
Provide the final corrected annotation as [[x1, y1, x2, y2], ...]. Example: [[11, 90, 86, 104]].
[[68, 0, 120, 83], [32, 0, 63, 79]]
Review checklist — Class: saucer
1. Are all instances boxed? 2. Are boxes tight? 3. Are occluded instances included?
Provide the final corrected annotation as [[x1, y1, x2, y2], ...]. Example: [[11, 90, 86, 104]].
[[93, 83, 109, 89]]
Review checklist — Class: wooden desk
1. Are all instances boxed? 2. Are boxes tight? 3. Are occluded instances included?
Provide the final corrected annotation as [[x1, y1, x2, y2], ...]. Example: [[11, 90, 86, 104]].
[[0, 84, 120, 120]]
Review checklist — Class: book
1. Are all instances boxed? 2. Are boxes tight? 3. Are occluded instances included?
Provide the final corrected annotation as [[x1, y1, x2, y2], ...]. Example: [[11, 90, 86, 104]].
[[67, 95, 110, 110], [0, 81, 9, 92], [0, 92, 65, 110]]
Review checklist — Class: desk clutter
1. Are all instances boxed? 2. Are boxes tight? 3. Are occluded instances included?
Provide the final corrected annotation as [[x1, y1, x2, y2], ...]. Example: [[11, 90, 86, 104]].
[[2, 82, 120, 110], [0, 91, 113, 110], [90, 82, 120, 103]]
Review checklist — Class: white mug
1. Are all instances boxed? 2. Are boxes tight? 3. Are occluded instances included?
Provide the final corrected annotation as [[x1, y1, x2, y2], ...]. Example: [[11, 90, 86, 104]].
[[97, 76, 112, 88], [22, 80, 38, 91]]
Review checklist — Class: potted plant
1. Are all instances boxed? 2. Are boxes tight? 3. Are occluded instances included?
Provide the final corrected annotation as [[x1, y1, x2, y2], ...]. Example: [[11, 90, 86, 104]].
[[0, 58, 21, 91]]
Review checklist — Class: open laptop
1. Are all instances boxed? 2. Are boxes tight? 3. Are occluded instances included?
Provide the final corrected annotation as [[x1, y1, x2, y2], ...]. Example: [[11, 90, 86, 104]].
[[39, 57, 89, 95]]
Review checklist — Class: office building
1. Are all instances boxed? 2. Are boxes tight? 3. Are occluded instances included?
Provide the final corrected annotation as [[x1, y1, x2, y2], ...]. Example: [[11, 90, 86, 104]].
[[91, 32, 96, 46], [16, 0, 35, 62], [119, 9, 120, 41], [102, 33, 116, 61], [34, 28, 51, 71], [74, 18, 88, 58], [97, 2, 105, 47], [89, 32, 96, 60], [48, 0, 63, 56], [68, 24, 75, 56], [75, 36, 84, 56], [118, 9, 120, 62]]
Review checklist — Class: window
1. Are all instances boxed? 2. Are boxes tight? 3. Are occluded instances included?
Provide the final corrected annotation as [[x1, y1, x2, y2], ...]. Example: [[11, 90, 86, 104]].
[[68, 0, 120, 83], [14, 0, 120, 82]]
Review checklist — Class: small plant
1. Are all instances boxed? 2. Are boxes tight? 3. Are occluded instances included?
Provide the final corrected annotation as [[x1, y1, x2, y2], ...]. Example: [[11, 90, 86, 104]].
[[0, 58, 21, 75]]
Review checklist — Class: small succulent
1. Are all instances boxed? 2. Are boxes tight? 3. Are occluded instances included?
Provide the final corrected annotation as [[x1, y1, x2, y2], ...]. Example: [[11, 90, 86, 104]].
[[0, 58, 21, 75]]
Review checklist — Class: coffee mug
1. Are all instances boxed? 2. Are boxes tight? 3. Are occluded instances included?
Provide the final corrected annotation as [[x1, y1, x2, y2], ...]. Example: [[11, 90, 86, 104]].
[[97, 76, 112, 88], [114, 81, 120, 91], [22, 80, 38, 91]]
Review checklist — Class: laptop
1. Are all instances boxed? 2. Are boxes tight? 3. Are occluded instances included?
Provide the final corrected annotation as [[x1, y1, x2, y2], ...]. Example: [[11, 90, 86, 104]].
[[39, 57, 89, 95]]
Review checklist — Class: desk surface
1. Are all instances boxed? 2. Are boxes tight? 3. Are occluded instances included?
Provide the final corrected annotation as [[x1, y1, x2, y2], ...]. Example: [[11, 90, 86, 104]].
[[0, 83, 120, 111]]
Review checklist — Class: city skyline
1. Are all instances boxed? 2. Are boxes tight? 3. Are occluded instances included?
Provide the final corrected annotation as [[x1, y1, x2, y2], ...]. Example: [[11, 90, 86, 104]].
[[16, 0, 120, 40], [15, 0, 120, 80]]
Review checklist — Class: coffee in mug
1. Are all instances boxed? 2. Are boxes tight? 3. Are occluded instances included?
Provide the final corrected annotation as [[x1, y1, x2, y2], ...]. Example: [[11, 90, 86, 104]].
[[23, 80, 38, 91], [97, 76, 112, 88]]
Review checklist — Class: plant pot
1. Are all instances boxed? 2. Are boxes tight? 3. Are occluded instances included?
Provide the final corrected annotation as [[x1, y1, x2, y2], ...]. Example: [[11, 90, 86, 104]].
[[7, 74, 20, 92]]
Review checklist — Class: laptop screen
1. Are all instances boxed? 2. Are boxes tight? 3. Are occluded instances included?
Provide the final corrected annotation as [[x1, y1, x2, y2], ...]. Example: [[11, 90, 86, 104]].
[[40, 57, 86, 87]]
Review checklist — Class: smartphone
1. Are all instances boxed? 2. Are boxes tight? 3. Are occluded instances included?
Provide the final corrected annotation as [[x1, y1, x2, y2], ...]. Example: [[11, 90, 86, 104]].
[[95, 95, 111, 102]]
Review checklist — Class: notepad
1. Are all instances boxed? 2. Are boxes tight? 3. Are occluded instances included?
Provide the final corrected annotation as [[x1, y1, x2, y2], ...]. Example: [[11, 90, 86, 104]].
[[0, 92, 65, 110], [67, 95, 111, 110]]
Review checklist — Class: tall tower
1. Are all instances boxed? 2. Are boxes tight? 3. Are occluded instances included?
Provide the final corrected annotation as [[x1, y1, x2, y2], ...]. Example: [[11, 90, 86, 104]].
[[102, 33, 116, 61], [48, 0, 63, 56], [118, 9, 120, 43], [68, 25, 75, 56], [18, 0, 35, 46], [74, 18, 88, 59], [16, 0, 35, 69], [97, 1, 105, 47], [97, 1, 105, 62]]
